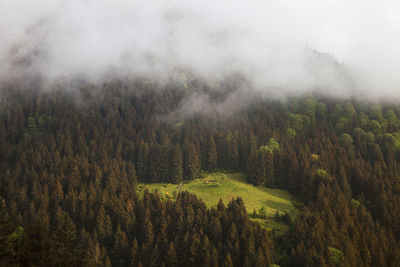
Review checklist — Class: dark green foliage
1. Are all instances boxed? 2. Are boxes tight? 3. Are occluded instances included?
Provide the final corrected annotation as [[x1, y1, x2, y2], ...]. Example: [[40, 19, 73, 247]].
[[170, 144, 183, 183], [339, 133, 354, 148], [206, 134, 218, 171], [0, 199, 16, 264], [246, 146, 259, 185], [1, 81, 400, 266], [184, 143, 201, 180]]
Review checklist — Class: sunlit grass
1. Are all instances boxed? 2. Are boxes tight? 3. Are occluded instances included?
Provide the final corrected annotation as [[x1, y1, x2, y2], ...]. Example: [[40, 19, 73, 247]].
[[137, 172, 300, 234]]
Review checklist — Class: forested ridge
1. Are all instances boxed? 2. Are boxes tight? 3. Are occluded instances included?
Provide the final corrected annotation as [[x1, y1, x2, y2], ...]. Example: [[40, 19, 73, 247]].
[[1, 78, 400, 266]]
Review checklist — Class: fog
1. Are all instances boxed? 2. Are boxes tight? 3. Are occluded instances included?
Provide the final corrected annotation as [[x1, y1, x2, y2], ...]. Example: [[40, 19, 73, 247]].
[[1, 0, 400, 99]]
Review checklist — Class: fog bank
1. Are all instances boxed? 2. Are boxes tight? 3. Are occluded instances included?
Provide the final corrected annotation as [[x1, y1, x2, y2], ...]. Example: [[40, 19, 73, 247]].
[[1, 0, 400, 99]]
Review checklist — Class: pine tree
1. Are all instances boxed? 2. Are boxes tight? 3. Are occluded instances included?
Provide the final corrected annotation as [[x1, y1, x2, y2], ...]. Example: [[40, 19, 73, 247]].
[[222, 252, 233, 267], [165, 242, 177, 267], [148, 144, 161, 182], [78, 228, 101, 266], [18, 224, 52, 266], [170, 144, 183, 184], [0, 199, 15, 264], [112, 225, 129, 266], [104, 255, 112, 267], [206, 134, 218, 171], [256, 150, 266, 186], [185, 143, 200, 180], [137, 143, 149, 181], [255, 247, 266, 267], [51, 214, 82, 266], [130, 238, 139, 266], [246, 147, 258, 185], [264, 151, 275, 187], [159, 144, 171, 181], [126, 161, 137, 185]]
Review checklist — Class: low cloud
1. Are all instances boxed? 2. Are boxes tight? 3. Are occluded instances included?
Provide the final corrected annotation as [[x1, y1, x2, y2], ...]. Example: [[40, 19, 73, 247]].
[[1, 0, 400, 100]]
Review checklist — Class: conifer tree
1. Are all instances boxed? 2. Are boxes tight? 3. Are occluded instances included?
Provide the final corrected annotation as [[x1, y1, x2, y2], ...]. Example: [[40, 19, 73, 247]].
[[130, 238, 139, 266], [206, 134, 218, 171], [137, 143, 149, 181], [170, 144, 183, 184], [247, 147, 259, 185], [111, 225, 128, 266], [0, 199, 15, 264], [185, 143, 200, 180], [222, 252, 233, 267]]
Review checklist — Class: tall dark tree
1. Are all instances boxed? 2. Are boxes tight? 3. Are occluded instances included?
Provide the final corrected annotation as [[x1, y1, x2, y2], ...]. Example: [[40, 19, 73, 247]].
[[137, 143, 149, 181], [206, 133, 218, 171], [246, 147, 258, 185], [184, 143, 201, 180], [170, 144, 183, 184], [0, 199, 15, 265]]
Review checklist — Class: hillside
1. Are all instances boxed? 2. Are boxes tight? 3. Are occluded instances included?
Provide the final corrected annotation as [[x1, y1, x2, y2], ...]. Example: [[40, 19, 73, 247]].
[[1, 83, 400, 266], [137, 172, 299, 234]]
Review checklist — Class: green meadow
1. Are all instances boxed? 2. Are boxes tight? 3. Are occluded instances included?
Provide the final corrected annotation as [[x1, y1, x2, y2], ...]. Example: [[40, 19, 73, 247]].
[[137, 172, 300, 234]]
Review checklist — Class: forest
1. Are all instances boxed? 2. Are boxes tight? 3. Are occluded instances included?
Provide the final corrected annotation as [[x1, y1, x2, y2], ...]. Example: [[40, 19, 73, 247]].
[[1, 77, 400, 266]]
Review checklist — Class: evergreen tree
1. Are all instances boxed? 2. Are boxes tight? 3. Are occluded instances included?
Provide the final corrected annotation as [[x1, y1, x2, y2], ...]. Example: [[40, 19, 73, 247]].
[[0, 199, 16, 264], [130, 238, 139, 266], [206, 134, 218, 171], [170, 144, 183, 184], [246, 146, 258, 185], [222, 252, 233, 267], [185, 143, 201, 180], [137, 143, 149, 181], [111, 225, 128, 266]]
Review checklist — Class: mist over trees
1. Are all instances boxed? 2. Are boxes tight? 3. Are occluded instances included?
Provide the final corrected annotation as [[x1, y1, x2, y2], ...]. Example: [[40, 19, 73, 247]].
[[1, 0, 400, 266], [0, 78, 399, 266], [2, 0, 400, 99]]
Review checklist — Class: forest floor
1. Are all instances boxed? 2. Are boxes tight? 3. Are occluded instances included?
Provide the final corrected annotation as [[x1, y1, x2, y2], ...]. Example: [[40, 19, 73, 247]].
[[137, 172, 300, 235]]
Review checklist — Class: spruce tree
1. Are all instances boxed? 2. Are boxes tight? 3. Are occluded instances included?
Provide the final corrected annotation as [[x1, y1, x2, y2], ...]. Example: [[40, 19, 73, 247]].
[[246, 147, 258, 185], [170, 144, 183, 184], [206, 134, 218, 171], [137, 143, 149, 181], [185, 143, 200, 180]]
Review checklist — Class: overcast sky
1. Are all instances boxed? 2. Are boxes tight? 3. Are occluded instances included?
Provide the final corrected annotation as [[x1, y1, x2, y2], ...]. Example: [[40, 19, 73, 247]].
[[1, 0, 400, 98]]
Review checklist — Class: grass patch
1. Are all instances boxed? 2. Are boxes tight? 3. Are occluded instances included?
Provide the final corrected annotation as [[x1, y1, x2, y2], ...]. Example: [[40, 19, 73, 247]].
[[137, 172, 300, 235]]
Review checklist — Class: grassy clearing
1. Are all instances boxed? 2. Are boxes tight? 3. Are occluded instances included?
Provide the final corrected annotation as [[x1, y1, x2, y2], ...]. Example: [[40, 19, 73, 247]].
[[137, 172, 300, 234]]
